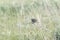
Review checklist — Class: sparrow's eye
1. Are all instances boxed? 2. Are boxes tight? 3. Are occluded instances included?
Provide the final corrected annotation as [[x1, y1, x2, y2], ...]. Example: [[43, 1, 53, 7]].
[[31, 19, 37, 23]]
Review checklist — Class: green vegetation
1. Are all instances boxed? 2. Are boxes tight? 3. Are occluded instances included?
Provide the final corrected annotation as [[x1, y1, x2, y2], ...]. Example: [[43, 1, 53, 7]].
[[0, 0, 60, 40]]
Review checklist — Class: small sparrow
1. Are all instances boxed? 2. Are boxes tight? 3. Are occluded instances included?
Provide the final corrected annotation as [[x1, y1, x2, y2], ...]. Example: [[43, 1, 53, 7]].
[[31, 19, 37, 24]]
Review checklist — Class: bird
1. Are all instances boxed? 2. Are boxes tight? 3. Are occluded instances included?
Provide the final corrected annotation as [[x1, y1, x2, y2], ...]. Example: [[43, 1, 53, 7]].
[[31, 18, 37, 24]]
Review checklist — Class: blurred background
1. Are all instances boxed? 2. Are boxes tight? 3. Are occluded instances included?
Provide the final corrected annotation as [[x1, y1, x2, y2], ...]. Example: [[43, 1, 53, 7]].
[[0, 0, 60, 40]]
